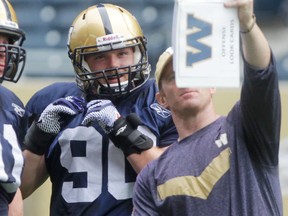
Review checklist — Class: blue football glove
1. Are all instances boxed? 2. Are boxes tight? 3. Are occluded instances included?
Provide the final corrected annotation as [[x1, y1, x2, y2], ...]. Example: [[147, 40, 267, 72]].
[[23, 96, 85, 155], [82, 99, 153, 156]]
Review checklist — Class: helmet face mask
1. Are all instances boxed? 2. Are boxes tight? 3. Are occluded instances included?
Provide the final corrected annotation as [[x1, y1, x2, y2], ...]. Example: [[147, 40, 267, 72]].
[[67, 4, 150, 99], [0, 0, 26, 83], [0, 43, 26, 83]]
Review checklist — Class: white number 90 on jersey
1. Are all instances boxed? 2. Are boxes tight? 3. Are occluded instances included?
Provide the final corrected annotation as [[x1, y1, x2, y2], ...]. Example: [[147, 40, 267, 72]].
[[172, 0, 240, 88]]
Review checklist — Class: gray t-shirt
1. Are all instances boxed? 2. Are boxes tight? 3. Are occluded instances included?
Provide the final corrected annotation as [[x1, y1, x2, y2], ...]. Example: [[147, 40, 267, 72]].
[[133, 56, 283, 216]]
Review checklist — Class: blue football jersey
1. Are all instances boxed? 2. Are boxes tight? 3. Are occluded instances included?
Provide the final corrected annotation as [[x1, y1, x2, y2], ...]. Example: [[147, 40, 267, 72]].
[[0, 85, 27, 204], [26, 79, 178, 215]]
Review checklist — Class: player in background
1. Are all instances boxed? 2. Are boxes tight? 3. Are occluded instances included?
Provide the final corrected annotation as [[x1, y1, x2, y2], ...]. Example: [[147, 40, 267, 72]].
[[20, 4, 177, 216], [0, 0, 27, 215], [133, 0, 283, 215]]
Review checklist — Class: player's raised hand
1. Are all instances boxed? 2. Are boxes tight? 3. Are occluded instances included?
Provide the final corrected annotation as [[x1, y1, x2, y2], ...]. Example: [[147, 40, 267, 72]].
[[23, 96, 85, 155], [81, 99, 120, 133], [81, 99, 153, 156], [110, 113, 153, 156], [37, 96, 85, 134]]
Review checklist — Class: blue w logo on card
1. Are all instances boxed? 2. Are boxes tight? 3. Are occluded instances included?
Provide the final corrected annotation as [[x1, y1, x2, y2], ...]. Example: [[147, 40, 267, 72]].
[[186, 14, 212, 66]]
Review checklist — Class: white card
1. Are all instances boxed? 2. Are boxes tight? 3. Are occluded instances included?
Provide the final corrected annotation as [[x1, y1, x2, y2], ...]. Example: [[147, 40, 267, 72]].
[[173, 0, 240, 88]]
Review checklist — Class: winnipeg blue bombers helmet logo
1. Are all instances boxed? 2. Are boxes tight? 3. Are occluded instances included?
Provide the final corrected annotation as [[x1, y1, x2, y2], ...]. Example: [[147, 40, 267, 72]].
[[150, 103, 171, 119], [186, 14, 212, 66]]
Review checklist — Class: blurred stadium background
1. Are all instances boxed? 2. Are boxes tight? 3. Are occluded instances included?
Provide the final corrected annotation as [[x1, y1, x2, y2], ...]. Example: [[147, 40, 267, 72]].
[[3, 0, 288, 215]]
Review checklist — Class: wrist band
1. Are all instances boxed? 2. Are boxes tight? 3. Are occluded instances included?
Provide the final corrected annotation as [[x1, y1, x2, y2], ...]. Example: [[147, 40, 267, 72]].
[[240, 14, 256, 34]]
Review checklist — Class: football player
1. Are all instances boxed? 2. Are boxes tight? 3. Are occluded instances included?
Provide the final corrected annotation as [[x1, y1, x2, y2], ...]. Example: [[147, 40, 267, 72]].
[[0, 0, 27, 215], [21, 4, 177, 215]]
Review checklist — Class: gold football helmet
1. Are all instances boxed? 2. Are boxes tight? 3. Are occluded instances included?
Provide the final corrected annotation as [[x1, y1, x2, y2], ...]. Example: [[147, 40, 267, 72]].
[[0, 0, 26, 83], [67, 3, 150, 98]]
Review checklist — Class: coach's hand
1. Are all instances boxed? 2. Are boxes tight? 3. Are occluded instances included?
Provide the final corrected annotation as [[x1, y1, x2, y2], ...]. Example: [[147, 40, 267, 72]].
[[23, 96, 85, 155], [82, 100, 153, 156]]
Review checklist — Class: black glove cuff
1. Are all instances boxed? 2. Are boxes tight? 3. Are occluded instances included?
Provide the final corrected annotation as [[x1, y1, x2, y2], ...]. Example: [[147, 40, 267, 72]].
[[109, 115, 153, 157], [23, 122, 56, 155]]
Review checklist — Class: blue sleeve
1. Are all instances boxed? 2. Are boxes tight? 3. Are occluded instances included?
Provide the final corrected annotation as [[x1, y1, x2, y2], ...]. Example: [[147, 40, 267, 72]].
[[240, 53, 281, 166]]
